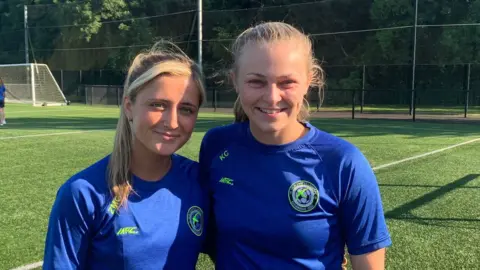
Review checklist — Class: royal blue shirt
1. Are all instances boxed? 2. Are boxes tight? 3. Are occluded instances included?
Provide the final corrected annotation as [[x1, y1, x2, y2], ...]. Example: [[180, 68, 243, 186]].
[[43, 154, 209, 270], [0, 84, 5, 101], [200, 121, 391, 269]]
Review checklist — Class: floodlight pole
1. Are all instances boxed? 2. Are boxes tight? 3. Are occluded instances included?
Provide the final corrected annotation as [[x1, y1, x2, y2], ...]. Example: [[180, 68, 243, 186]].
[[410, 0, 419, 121], [465, 63, 471, 118], [24, 5, 29, 64], [197, 0, 203, 68]]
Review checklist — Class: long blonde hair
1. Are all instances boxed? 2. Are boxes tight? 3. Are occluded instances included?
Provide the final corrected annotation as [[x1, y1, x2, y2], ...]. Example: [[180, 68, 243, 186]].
[[108, 41, 206, 209], [231, 22, 325, 122]]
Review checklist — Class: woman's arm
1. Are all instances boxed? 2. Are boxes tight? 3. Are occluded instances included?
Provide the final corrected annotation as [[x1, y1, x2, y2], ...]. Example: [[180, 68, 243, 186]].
[[350, 248, 386, 270], [337, 146, 391, 269], [43, 179, 95, 270]]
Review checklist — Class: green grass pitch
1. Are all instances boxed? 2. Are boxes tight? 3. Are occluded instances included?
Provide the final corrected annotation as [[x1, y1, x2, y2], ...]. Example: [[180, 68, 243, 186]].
[[1, 103, 479, 270]]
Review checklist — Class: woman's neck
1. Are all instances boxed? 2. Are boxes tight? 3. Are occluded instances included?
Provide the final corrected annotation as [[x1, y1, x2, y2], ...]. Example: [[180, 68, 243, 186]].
[[130, 140, 172, 182], [250, 120, 308, 145]]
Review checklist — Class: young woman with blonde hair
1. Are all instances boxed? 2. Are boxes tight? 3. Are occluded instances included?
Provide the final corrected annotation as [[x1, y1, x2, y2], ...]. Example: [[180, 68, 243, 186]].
[[44, 41, 209, 269], [200, 22, 391, 269]]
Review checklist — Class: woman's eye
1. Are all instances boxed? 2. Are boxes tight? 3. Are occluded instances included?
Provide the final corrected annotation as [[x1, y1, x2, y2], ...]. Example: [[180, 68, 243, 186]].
[[179, 107, 194, 115], [280, 80, 296, 88], [151, 103, 166, 110], [247, 80, 265, 87]]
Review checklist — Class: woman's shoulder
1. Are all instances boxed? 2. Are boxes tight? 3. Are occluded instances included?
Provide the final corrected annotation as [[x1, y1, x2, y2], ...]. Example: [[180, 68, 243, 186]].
[[200, 122, 246, 163], [57, 155, 111, 204], [307, 125, 369, 167], [52, 155, 112, 219], [202, 121, 246, 144], [172, 154, 198, 171]]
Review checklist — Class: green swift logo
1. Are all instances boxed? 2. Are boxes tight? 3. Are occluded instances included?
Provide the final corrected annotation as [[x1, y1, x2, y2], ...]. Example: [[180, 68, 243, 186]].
[[116, 227, 139, 236], [296, 188, 309, 200], [219, 177, 234, 186]]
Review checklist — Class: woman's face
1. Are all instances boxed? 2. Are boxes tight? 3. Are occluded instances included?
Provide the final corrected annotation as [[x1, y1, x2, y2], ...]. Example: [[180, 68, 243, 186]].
[[124, 74, 200, 156], [234, 40, 311, 136]]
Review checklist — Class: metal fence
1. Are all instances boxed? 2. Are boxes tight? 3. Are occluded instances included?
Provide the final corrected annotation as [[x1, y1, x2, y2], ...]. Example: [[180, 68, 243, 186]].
[[76, 83, 480, 122]]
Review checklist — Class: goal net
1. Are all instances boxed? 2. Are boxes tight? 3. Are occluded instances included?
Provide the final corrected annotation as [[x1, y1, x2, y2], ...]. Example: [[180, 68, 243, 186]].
[[0, 63, 67, 106]]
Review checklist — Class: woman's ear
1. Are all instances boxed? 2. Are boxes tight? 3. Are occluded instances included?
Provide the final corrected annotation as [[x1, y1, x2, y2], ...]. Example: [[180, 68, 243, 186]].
[[124, 96, 133, 121]]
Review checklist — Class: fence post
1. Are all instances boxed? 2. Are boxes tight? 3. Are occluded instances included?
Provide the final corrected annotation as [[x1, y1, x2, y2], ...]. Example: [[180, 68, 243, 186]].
[[351, 89, 356, 119], [361, 65, 365, 113], [60, 69, 64, 92], [412, 88, 417, 122], [83, 85, 87, 105], [212, 88, 217, 112], [464, 63, 471, 118]]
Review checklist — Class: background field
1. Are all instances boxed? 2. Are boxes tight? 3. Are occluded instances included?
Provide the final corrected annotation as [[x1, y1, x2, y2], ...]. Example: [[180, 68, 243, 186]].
[[1, 103, 479, 270]]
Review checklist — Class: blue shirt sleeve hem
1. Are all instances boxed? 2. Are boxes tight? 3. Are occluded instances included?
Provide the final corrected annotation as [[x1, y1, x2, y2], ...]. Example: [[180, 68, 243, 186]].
[[347, 236, 392, 255]]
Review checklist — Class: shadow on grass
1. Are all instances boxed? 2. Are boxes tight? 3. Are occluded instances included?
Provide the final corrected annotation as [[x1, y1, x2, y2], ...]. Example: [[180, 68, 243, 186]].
[[385, 174, 480, 229], [2, 117, 232, 133], [380, 183, 480, 189]]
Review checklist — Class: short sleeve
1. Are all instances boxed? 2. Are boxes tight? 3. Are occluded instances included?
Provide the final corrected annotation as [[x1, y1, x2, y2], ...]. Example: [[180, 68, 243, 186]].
[[43, 179, 96, 269], [338, 147, 392, 255]]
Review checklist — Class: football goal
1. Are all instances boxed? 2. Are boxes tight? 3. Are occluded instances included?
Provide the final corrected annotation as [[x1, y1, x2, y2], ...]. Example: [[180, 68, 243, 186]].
[[0, 63, 68, 106]]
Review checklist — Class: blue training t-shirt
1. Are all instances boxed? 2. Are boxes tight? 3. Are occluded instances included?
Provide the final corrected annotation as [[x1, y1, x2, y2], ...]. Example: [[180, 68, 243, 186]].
[[200, 121, 391, 269], [0, 84, 5, 101], [43, 154, 209, 270]]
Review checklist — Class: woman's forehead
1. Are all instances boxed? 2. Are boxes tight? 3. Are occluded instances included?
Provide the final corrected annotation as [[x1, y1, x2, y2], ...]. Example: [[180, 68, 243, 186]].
[[236, 41, 309, 75]]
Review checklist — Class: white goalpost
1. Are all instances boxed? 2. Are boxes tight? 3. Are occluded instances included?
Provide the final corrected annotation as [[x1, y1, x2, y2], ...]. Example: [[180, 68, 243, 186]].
[[0, 63, 68, 106]]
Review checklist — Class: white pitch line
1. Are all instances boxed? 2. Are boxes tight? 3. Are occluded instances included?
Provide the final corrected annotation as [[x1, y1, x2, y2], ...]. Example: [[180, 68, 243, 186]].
[[0, 130, 108, 140], [373, 138, 480, 171], [0, 120, 222, 140], [10, 261, 43, 270]]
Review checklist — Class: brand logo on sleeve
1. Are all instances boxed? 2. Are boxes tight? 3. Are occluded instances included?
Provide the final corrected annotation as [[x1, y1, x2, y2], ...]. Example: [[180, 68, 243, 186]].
[[187, 206, 204, 236], [288, 180, 319, 213]]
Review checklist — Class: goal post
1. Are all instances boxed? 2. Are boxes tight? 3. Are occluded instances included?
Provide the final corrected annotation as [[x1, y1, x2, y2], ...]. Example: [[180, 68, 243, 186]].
[[0, 63, 68, 106]]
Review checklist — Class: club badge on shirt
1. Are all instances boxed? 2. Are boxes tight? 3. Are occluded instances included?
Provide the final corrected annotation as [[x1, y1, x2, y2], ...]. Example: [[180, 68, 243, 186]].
[[187, 206, 204, 236], [288, 180, 320, 213]]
